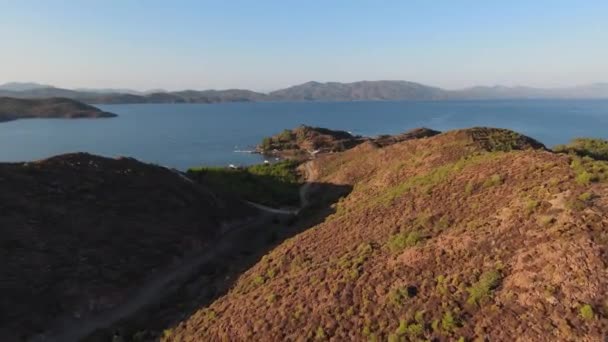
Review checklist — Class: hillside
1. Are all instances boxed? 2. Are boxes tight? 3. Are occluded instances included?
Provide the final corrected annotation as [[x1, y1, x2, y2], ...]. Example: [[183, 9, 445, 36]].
[[0, 153, 256, 340], [166, 127, 608, 341], [0, 97, 116, 122]]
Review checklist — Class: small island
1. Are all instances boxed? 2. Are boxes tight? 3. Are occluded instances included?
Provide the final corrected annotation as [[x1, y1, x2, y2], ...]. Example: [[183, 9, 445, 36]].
[[0, 97, 117, 122]]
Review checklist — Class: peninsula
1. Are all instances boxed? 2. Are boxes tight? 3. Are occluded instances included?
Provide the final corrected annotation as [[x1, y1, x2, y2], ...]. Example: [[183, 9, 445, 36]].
[[0, 97, 117, 122]]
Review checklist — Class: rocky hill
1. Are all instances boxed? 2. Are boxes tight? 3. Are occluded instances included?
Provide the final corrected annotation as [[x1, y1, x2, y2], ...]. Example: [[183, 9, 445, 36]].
[[0, 153, 255, 340], [0, 97, 116, 122], [257, 125, 442, 159], [166, 127, 608, 341], [256, 125, 365, 159]]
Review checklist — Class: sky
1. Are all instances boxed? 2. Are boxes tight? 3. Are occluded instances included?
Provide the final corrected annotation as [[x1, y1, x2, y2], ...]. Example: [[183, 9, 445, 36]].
[[1, 0, 607, 91]]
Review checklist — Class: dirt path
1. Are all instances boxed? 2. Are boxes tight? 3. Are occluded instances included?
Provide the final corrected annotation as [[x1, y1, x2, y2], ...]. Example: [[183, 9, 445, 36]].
[[299, 161, 317, 209]]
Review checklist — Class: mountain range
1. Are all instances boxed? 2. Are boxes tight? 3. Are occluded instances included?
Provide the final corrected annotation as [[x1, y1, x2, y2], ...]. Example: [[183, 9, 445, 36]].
[[0, 80, 607, 104]]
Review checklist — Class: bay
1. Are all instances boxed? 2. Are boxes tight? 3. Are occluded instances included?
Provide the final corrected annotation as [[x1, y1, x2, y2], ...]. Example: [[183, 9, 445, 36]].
[[0, 99, 607, 170]]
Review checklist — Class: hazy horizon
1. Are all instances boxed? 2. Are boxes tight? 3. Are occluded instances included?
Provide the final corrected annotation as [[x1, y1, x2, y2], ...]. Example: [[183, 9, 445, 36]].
[[2, 1, 607, 91], [2, 79, 608, 94]]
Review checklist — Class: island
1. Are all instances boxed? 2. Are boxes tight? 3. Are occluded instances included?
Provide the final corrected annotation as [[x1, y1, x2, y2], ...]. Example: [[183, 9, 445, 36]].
[[0, 97, 117, 122]]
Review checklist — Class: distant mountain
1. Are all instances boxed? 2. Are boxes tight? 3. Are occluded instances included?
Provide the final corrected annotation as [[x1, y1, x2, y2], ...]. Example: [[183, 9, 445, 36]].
[[0, 82, 52, 91], [1, 80, 607, 104], [450, 83, 608, 100], [74, 87, 143, 95], [268, 80, 447, 101]]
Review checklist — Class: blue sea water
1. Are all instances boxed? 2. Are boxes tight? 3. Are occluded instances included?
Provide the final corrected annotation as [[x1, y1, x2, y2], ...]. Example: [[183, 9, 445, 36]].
[[0, 100, 607, 170]]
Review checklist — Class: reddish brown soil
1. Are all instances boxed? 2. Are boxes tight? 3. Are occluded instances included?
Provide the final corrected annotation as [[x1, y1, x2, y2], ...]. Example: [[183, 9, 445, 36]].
[[167, 128, 608, 341], [0, 153, 253, 341]]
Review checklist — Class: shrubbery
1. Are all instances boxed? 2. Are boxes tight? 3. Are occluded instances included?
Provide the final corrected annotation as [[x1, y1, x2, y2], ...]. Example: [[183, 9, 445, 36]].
[[554, 138, 608, 161], [467, 270, 502, 305], [188, 160, 301, 207]]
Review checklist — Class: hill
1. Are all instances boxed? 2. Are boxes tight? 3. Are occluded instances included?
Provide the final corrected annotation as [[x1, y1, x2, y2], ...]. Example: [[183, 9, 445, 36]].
[[0, 153, 256, 340], [0, 97, 116, 122], [166, 127, 608, 341], [268, 80, 448, 101]]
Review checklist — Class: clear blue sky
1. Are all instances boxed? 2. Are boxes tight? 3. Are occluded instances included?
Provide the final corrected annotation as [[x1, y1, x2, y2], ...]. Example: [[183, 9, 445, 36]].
[[1, 0, 606, 91]]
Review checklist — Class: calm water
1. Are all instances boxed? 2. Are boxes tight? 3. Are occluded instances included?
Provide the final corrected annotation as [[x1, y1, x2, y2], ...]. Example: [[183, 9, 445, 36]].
[[0, 100, 607, 170]]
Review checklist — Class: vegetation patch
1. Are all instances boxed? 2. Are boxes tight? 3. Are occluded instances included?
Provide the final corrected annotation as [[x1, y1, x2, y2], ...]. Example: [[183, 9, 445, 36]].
[[466, 270, 502, 306], [441, 310, 460, 332], [486, 130, 528, 152], [388, 286, 417, 306], [579, 304, 594, 320], [524, 198, 540, 215], [483, 174, 503, 188], [188, 160, 301, 207], [379, 153, 506, 205], [554, 138, 608, 161], [387, 231, 422, 253], [569, 156, 608, 185], [336, 243, 374, 279]]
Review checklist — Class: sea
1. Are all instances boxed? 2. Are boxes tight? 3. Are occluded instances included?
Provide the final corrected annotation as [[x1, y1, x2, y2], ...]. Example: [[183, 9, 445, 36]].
[[0, 99, 607, 170]]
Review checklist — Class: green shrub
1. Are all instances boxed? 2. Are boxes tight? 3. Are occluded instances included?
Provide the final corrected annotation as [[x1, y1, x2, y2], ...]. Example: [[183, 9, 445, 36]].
[[278, 129, 294, 142], [414, 310, 425, 323], [483, 174, 503, 188], [315, 327, 326, 340], [580, 304, 594, 320], [395, 319, 408, 335], [576, 171, 594, 185], [524, 199, 539, 215], [436, 275, 448, 295], [407, 323, 424, 337], [487, 130, 524, 152], [162, 329, 173, 338], [187, 160, 301, 207], [252, 275, 265, 286], [337, 242, 374, 280], [387, 231, 422, 253], [464, 181, 475, 196], [441, 311, 458, 332], [554, 138, 608, 161], [578, 192, 593, 202], [569, 157, 608, 186], [538, 216, 555, 226], [388, 287, 414, 306], [467, 270, 502, 305], [266, 293, 277, 304]]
